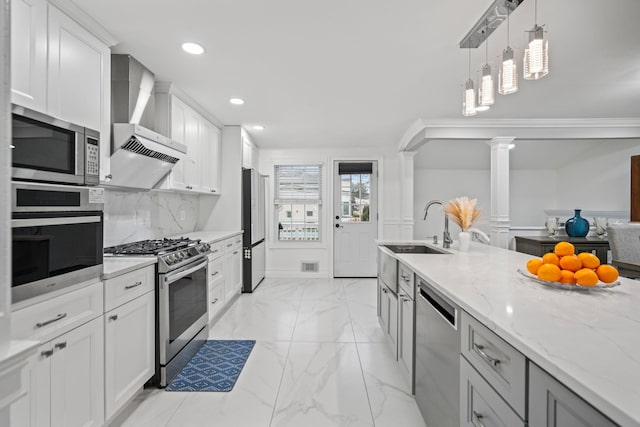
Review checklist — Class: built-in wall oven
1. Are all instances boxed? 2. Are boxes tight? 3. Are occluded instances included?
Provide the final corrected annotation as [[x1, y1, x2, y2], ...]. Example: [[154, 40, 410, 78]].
[[11, 105, 100, 186], [157, 249, 209, 387], [11, 182, 104, 303]]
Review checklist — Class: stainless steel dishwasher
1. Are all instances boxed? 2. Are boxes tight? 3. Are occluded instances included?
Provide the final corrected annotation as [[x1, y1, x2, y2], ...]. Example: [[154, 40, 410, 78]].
[[415, 277, 460, 427]]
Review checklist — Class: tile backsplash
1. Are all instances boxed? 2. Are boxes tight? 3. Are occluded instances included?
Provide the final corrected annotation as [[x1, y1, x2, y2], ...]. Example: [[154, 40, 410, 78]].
[[103, 189, 199, 247]]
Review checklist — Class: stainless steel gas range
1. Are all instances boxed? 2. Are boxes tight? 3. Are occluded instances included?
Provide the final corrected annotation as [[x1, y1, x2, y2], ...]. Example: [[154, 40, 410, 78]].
[[105, 237, 211, 386]]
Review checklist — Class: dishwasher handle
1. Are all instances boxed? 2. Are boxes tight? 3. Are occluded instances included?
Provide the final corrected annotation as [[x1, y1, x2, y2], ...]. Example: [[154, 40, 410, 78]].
[[419, 282, 456, 328]]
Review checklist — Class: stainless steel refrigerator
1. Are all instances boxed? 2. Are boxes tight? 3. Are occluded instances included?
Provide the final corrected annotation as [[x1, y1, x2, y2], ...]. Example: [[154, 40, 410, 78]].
[[242, 168, 266, 292]]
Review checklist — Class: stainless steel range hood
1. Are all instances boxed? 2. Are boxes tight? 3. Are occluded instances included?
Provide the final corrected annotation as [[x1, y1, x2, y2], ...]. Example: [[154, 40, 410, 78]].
[[109, 54, 185, 189]]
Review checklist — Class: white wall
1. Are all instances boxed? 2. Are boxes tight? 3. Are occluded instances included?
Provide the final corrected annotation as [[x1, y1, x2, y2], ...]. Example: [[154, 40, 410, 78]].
[[413, 169, 491, 239], [556, 139, 639, 212], [413, 139, 640, 242], [258, 146, 401, 278]]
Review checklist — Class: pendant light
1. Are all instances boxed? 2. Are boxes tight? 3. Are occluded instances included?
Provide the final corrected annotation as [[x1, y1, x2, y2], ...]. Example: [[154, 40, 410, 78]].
[[524, 0, 549, 80], [462, 46, 477, 116], [498, 6, 518, 94], [477, 21, 494, 110]]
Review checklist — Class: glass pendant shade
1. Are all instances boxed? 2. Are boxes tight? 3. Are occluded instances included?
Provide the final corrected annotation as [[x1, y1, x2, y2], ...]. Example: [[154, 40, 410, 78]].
[[478, 64, 495, 107], [462, 79, 477, 116], [499, 47, 518, 94], [523, 25, 548, 80]]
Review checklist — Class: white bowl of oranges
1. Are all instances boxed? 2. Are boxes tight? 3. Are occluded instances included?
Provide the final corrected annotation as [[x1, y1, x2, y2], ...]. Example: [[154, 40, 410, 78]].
[[521, 241, 621, 289]]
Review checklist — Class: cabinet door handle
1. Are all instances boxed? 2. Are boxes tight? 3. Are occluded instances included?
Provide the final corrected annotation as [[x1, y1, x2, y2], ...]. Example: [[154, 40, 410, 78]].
[[401, 297, 411, 302], [211, 298, 219, 304], [472, 411, 486, 427], [186, 185, 193, 190], [211, 271, 219, 277], [382, 288, 388, 294], [473, 343, 501, 367], [401, 274, 410, 282], [226, 243, 233, 248], [211, 249, 219, 254], [125, 281, 143, 290], [233, 250, 239, 255], [41, 349, 54, 358], [36, 313, 67, 328], [109, 314, 118, 321], [54, 342, 67, 350], [211, 189, 216, 193]]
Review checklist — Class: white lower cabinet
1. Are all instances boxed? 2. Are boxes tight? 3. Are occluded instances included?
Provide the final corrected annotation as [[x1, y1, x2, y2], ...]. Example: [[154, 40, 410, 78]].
[[208, 277, 225, 323], [528, 362, 616, 427], [12, 316, 105, 427], [104, 291, 155, 420], [398, 292, 414, 380]]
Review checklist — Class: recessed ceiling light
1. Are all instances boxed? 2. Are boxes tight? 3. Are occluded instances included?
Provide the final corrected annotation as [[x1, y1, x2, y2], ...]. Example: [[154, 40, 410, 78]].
[[182, 42, 204, 55], [253, 125, 265, 131], [229, 98, 245, 105]]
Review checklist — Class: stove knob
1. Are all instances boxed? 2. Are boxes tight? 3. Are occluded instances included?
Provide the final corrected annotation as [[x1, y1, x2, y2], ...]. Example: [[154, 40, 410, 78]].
[[177, 252, 184, 261], [164, 255, 174, 265]]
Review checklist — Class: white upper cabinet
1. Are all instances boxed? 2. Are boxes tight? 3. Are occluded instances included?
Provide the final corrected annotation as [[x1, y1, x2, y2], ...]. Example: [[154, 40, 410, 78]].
[[200, 119, 221, 194], [10, 1, 112, 182], [155, 87, 222, 195], [241, 131, 259, 170], [10, 0, 47, 111]]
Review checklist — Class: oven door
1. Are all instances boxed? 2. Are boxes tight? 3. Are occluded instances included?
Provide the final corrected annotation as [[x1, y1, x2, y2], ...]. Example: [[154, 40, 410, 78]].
[[11, 211, 104, 303], [11, 106, 86, 185], [159, 258, 208, 365]]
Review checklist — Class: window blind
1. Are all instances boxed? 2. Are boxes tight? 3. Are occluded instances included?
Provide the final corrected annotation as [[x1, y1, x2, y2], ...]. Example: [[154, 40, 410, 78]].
[[274, 165, 322, 205]]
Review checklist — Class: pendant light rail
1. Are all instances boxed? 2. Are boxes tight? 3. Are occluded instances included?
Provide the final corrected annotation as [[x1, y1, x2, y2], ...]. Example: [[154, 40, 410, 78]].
[[459, 0, 524, 49]]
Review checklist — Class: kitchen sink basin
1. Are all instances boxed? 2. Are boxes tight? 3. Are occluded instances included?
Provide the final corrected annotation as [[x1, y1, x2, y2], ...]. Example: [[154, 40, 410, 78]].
[[383, 244, 450, 254]]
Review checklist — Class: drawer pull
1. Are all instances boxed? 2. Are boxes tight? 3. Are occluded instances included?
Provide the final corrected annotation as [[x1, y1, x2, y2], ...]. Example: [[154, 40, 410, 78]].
[[401, 274, 410, 282], [41, 349, 54, 358], [211, 298, 219, 304], [212, 249, 219, 254], [382, 288, 388, 294], [401, 297, 411, 302], [54, 342, 67, 350], [226, 243, 233, 248], [109, 315, 118, 321], [211, 271, 219, 277], [125, 281, 143, 290], [473, 343, 501, 367], [472, 411, 486, 427], [186, 185, 193, 190], [233, 250, 239, 255], [36, 313, 67, 328]]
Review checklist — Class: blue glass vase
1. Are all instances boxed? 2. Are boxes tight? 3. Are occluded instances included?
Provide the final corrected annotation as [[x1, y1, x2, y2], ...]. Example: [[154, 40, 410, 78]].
[[565, 209, 589, 237]]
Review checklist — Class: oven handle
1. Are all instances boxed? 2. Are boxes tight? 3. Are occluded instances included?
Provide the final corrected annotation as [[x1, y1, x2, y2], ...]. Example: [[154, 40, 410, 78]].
[[12, 216, 102, 228], [164, 259, 208, 285]]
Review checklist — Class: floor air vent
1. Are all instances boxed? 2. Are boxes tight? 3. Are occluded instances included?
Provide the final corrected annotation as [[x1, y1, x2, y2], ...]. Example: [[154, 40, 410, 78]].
[[301, 262, 319, 273]]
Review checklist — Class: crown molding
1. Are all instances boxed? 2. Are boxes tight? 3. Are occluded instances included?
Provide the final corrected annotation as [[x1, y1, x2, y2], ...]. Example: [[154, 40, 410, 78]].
[[48, 0, 118, 46], [399, 118, 640, 151]]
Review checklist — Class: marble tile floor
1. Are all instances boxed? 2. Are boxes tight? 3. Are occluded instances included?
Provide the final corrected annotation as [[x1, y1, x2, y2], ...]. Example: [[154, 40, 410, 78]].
[[111, 278, 426, 427]]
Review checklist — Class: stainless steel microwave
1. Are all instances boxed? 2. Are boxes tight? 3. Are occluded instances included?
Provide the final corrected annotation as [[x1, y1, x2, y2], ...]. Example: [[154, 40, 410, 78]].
[[11, 182, 104, 303], [11, 105, 100, 186]]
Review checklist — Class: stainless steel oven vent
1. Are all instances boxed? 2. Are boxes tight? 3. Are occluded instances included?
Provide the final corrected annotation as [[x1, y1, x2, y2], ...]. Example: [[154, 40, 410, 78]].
[[122, 137, 180, 164]]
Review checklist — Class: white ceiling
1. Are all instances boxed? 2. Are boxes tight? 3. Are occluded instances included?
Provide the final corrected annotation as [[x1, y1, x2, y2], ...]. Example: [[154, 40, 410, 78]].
[[73, 0, 640, 149]]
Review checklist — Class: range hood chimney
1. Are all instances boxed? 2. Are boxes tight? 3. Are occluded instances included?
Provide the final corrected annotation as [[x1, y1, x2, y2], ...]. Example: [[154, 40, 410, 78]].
[[109, 54, 185, 189]]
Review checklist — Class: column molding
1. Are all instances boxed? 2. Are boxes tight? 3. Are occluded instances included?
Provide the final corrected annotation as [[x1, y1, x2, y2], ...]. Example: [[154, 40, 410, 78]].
[[399, 151, 417, 240], [487, 137, 514, 249]]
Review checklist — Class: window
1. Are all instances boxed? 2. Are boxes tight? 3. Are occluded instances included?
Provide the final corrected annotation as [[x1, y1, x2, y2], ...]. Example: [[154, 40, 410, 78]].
[[275, 165, 322, 241]]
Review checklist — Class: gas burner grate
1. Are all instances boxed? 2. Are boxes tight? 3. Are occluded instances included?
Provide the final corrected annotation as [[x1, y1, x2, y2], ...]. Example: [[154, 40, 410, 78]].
[[104, 237, 200, 256]]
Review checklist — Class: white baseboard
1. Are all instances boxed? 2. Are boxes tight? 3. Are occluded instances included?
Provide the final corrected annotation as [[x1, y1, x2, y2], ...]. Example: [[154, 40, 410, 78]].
[[265, 269, 330, 279]]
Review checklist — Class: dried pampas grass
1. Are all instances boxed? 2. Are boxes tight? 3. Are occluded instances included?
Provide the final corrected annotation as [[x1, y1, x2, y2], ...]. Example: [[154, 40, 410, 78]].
[[444, 197, 481, 231]]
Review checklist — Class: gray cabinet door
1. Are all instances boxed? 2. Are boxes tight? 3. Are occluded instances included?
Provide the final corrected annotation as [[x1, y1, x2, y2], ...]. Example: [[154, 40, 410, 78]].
[[529, 363, 617, 427]]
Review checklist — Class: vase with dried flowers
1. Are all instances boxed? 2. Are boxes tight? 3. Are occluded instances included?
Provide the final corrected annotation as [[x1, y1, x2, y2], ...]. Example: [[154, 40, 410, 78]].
[[444, 196, 481, 251]]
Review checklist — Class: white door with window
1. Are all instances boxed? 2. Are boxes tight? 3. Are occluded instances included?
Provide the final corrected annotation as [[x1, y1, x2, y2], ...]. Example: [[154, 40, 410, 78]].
[[333, 161, 378, 277]]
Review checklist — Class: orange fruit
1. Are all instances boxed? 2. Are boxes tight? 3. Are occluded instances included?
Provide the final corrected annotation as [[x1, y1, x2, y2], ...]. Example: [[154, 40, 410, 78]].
[[577, 252, 600, 269], [537, 264, 562, 282], [554, 241, 575, 257], [526, 258, 544, 275], [559, 270, 576, 284], [542, 253, 560, 266], [559, 255, 582, 272], [574, 268, 599, 286], [596, 264, 619, 283]]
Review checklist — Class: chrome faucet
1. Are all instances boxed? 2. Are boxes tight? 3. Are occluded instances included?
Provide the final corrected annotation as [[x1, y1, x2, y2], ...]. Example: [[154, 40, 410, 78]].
[[423, 200, 453, 249]]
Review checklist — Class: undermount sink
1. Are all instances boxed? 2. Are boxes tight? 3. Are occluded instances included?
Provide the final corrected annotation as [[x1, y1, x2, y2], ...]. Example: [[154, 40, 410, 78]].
[[383, 244, 450, 255]]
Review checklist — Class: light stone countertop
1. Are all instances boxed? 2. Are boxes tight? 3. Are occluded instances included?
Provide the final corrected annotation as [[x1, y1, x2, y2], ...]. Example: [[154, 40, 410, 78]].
[[171, 230, 242, 244], [378, 239, 640, 427], [102, 257, 157, 280]]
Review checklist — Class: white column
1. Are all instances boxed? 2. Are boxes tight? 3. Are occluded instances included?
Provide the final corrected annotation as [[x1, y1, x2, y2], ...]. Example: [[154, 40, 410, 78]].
[[399, 151, 416, 240], [487, 137, 515, 249]]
